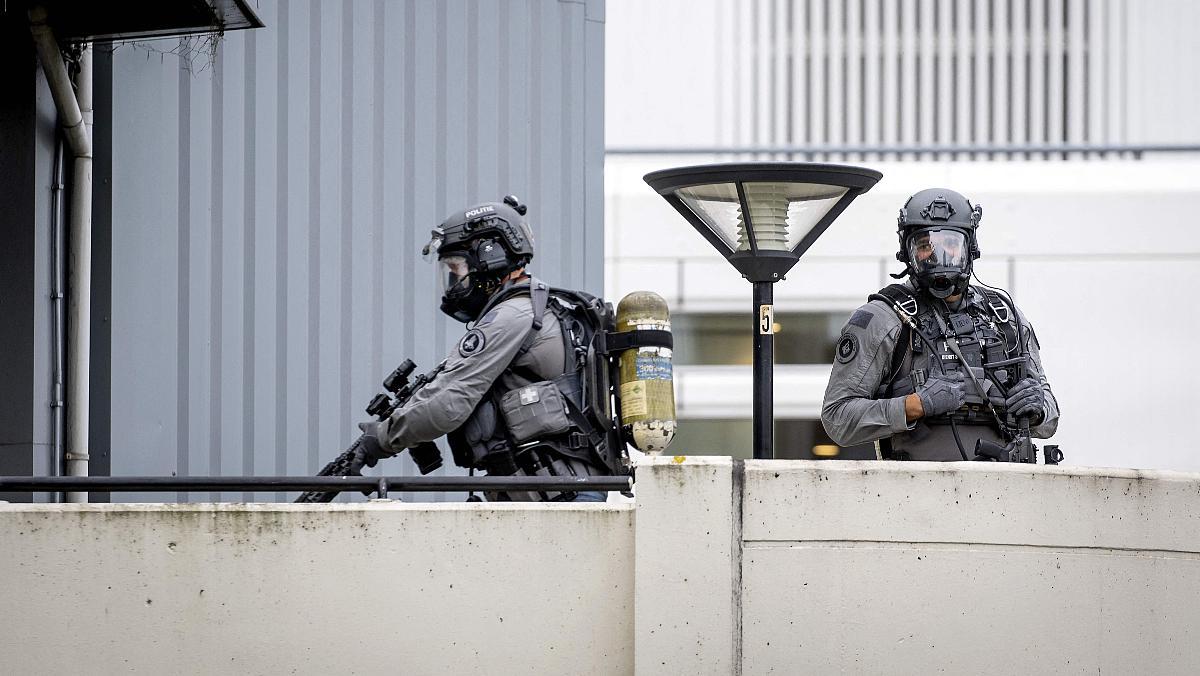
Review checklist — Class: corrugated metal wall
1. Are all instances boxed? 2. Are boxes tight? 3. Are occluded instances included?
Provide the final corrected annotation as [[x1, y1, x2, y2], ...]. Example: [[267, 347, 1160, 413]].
[[109, 0, 605, 500]]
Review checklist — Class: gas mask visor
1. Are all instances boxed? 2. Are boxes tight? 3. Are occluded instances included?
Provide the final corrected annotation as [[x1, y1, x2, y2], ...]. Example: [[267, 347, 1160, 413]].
[[906, 228, 969, 276], [906, 228, 971, 299], [435, 252, 488, 323], [437, 254, 473, 297]]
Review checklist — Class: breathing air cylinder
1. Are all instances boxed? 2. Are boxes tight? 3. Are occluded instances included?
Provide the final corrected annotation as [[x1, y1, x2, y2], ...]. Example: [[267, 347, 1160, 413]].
[[615, 291, 676, 454]]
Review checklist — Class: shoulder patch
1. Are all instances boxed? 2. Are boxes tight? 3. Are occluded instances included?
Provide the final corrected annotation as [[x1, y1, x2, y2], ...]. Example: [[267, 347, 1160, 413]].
[[835, 333, 860, 364], [848, 309, 874, 330], [458, 328, 486, 357]]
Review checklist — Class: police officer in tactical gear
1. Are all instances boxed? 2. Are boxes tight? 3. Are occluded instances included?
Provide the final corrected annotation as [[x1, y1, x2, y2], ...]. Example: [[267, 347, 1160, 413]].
[[821, 188, 1059, 461], [351, 195, 610, 501]]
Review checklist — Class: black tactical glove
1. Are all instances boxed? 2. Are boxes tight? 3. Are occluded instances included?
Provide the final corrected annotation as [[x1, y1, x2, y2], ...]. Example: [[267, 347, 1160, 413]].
[[348, 421, 394, 475], [916, 371, 966, 418], [1004, 377, 1046, 425]]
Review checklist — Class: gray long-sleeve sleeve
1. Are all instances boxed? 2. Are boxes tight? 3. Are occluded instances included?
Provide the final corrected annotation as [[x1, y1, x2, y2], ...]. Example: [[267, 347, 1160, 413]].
[[821, 301, 914, 447], [379, 299, 534, 452], [1018, 312, 1059, 439]]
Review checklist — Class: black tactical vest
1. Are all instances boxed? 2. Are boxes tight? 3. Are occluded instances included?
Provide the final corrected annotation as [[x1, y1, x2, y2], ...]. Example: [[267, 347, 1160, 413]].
[[870, 284, 1023, 429]]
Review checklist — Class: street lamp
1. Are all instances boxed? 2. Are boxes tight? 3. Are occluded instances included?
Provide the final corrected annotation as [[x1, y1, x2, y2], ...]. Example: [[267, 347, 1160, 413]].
[[643, 163, 882, 460]]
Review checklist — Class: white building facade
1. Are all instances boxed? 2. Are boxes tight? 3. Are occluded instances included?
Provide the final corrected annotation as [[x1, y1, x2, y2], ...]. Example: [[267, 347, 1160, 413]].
[[605, 0, 1200, 469]]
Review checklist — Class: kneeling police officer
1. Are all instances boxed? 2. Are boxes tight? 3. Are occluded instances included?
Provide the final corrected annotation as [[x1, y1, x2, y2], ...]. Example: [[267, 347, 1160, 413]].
[[821, 188, 1059, 461], [353, 196, 611, 501]]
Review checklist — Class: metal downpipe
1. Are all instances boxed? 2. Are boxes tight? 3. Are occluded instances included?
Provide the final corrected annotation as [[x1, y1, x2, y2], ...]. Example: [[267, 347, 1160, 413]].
[[30, 7, 93, 502], [50, 136, 66, 498]]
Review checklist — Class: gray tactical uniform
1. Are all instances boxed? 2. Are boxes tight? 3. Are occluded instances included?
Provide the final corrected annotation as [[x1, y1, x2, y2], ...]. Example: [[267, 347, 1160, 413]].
[[378, 280, 599, 490], [821, 282, 1059, 461]]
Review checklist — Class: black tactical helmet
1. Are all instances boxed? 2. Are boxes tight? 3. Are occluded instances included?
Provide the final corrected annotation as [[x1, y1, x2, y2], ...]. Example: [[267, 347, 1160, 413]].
[[895, 188, 983, 299], [424, 195, 536, 322]]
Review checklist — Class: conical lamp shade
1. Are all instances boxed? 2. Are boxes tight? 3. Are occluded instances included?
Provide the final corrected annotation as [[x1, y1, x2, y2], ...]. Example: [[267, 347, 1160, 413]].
[[644, 163, 882, 282]]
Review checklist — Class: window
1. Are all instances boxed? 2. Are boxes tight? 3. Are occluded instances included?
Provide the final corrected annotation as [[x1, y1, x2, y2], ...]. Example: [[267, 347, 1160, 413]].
[[672, 312, 845, 365]]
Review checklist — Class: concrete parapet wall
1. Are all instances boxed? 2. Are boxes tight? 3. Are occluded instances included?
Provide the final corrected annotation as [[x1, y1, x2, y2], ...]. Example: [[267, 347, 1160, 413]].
[[737, 460, 1200, 674], [634, 458, 1200, 675], [4, 460, 1200, 674], [0, 503, 633, 675], [634, 456, 738, 673]]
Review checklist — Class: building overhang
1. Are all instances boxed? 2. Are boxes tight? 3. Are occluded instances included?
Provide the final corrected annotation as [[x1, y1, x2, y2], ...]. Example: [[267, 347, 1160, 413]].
[[17, 0, 263, 42]]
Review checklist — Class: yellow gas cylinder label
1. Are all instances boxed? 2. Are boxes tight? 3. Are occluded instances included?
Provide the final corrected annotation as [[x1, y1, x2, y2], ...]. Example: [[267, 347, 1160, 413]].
[[620, 381, 649, 417]]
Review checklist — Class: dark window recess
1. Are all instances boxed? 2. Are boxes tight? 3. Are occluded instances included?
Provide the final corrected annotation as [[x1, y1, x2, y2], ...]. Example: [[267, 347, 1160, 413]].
[[672, 312, 845, 366], [669, 419, 876, 461]]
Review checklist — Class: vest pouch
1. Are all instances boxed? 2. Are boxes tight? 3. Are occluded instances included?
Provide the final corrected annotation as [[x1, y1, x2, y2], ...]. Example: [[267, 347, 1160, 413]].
[[499, 381, 574, 445], [449, 396, 505, 468], [483, 449, 520, 476], [961, 366, 996, 406]]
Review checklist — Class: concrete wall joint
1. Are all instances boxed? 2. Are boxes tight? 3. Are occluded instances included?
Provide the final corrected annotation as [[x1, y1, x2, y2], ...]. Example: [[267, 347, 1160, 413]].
[[730, 457, 744, 675], [742, 539, 1200, 559]]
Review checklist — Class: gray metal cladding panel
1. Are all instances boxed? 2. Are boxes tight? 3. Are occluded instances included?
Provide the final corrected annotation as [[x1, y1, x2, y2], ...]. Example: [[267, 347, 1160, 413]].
[[108, 0, 604, 501]]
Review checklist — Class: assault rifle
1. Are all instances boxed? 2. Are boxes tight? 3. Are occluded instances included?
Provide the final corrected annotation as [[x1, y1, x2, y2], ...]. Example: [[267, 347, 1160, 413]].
[[974, 428, 1062, 465], [295, 359, 447, 503]]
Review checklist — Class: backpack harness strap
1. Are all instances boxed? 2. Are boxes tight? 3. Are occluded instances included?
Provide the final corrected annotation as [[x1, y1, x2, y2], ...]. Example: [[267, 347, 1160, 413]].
[[547, 293, 586, 372], [976, 286, 1012, 324], [867, 284, 922, 393], [972, 286, 1021, 357], [471, 276, 550, 363], [869, 284, 920, 321], [867, 288, 922, 461], [519, 278, 549, 357]]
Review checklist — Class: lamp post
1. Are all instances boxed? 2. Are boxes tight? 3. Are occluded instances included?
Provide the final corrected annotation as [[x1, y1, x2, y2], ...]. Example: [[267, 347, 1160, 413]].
[[644, 163, 882, 459]]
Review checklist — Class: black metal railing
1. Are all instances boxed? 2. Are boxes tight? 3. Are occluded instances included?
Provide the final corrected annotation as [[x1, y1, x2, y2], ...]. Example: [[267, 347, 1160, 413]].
[[0, 475, 632, 500]]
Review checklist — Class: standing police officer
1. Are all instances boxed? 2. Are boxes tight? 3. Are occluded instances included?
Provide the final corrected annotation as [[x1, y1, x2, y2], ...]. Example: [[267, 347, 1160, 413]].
[[821, 188, 1059, 461], [351, 196, 612, 501]]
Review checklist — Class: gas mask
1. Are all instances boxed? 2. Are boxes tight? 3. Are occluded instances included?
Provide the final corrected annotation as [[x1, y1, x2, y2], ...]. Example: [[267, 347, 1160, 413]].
[[425, 231, 516, 323], [436, 253, 493, 323], [906, 228, 971, 299]]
